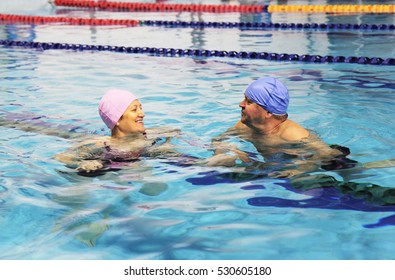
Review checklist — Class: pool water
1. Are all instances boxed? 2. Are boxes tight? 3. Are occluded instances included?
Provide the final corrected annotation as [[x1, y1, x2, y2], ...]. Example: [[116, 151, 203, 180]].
[[0, 0, 395, 260]]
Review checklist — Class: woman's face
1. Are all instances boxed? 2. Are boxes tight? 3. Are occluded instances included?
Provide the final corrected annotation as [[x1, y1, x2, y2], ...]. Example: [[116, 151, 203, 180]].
[[116, 99, 145, 136]]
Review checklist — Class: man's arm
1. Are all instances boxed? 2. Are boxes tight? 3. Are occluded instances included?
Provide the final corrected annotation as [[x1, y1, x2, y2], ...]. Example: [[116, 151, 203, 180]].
[[204, 123, 252, 167]]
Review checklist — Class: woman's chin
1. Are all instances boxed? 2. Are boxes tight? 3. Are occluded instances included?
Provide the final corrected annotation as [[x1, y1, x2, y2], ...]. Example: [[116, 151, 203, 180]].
[[138, 126, 146, 133]]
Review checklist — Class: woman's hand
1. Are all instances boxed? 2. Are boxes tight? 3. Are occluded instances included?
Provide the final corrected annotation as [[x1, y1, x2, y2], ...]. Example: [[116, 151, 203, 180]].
[[76, 160, 104, 172]]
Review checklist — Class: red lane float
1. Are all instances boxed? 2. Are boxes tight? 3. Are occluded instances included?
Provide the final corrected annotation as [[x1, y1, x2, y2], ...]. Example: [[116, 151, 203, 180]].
[[0, 13, 139, 26], [52, 0, 265, 13], [52, 1, 395, 14]]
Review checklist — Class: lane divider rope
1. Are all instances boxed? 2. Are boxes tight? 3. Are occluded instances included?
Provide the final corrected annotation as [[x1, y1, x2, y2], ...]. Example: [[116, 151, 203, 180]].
[[268, 4, 395, 13], [0, 13, 139, 26], [52, 0, 264, 13], [1, 39, 394, 66], [52, 0, 395, 14], [142, 20, 395, 31], [1, 14, 395, 31]]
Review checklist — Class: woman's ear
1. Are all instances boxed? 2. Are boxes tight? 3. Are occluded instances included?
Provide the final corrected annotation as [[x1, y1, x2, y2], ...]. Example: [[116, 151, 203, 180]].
[[116, 115, 124, 127]]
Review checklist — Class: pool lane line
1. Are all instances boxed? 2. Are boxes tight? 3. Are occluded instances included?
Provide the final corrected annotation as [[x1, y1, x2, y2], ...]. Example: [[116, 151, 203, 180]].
[[0, 14, 139, 26], [1, 14, 395, 32], [140, 20, 395, 32], [1, 40, 394, 66], [51, 0, 264, 13], [267, 4, 395, 13], [51, 0, 395, 14]]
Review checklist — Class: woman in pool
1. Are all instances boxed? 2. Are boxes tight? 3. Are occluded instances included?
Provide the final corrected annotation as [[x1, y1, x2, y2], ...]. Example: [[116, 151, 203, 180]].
[[55, 89, 180, 173]]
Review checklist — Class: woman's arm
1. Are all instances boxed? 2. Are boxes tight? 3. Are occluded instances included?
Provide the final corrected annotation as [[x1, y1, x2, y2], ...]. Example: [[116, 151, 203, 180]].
[[54, 140, 106, 172]]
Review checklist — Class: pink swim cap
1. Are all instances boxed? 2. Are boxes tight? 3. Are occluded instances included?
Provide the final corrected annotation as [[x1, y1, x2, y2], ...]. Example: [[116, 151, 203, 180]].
[[98, 89, 138, 129]]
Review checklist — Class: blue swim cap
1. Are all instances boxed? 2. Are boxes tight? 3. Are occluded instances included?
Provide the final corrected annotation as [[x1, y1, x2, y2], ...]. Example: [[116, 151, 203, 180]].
[[244, 77, 289, 115]]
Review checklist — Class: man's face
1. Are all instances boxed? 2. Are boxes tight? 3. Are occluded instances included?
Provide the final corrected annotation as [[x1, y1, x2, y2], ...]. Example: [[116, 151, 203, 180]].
[[239, 94, 269, 127]]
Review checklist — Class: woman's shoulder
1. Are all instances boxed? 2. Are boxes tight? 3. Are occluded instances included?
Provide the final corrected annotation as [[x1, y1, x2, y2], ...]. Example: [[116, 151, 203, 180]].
[[79, 135, 112, 145], [146, 126, 181, 138]]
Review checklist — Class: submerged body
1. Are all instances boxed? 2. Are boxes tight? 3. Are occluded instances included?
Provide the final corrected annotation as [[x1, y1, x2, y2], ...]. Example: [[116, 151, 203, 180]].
[[54, 127, 181, 173], [206, 77, 395, 206]]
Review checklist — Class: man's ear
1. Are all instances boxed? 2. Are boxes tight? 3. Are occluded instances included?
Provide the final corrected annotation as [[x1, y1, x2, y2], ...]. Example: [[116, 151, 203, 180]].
[[264, 111, 273, 119]]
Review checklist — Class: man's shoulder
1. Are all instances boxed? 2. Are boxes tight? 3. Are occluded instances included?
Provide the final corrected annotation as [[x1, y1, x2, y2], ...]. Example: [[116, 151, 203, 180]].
[[280, 120, 309, 141]]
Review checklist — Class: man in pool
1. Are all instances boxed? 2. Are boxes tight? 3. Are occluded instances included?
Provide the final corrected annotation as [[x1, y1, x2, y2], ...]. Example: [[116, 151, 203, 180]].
[[208, 76, 343, 175], [205, 77, 395, 205], [55, 89, 181, 173], [236, 76, 309, 143]]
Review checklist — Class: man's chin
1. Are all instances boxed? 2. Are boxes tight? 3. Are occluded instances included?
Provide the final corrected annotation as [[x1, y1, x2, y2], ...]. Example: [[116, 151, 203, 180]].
[[240, 118, 253, 129]]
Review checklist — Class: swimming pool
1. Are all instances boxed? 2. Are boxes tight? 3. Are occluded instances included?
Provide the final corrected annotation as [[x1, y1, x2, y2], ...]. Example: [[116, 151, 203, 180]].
[[1, 0, 395, 260]]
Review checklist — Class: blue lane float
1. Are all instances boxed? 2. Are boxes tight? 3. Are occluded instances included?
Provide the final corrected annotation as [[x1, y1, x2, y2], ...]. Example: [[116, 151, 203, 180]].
[[2, 13, 395, 32], [1, 39, 394, 66], [141, 20, 395, 31]]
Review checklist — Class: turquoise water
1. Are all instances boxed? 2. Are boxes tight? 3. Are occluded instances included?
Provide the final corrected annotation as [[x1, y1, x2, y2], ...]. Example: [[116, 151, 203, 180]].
[[0, 0, 395, 259]]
